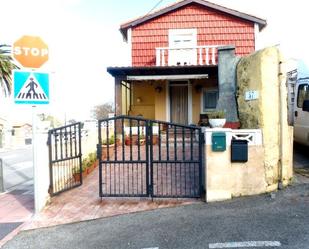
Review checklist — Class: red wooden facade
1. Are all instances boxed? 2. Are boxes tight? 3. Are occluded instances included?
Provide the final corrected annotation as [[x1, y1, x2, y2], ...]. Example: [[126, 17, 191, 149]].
[[129, 3, 256, 67]]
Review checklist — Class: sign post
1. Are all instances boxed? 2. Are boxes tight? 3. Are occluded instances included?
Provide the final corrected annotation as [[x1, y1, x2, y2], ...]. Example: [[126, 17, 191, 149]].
[[12, 35, 50, 213], [13, 70, 50, 105]]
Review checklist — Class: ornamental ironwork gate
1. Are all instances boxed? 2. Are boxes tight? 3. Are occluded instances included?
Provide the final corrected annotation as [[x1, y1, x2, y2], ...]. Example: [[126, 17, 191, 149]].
[[98, 116, 203, 198], [48, 122, 82, 196]]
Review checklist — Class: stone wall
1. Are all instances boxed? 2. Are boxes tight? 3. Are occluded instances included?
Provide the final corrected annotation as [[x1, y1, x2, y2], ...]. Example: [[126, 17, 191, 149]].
[[236, 46, 293, 190]]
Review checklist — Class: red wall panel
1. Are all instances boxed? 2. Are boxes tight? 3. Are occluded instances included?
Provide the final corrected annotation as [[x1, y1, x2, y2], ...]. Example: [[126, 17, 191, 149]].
[[131, 3, 255, 67]]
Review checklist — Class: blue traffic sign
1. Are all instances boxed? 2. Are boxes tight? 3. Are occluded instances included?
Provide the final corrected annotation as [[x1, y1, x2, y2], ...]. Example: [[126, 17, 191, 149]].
[[13, 70, 49, 105]]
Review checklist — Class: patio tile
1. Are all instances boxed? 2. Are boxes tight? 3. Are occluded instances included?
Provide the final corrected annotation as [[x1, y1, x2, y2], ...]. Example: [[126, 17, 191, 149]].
[[23, 167, 198, 231]]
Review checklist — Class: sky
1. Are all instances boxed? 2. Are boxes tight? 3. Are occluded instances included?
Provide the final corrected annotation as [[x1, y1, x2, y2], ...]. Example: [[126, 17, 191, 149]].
[[0, 0, 308, 124]]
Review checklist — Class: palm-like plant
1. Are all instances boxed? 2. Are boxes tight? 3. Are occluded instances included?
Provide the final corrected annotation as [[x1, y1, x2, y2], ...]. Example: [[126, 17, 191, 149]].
[[0, 44, 19, 96]]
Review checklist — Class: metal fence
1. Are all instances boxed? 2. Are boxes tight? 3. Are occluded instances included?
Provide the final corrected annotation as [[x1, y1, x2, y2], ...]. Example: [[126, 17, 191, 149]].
[[98, 115, 203, 198], [48, 122, 82, 196]]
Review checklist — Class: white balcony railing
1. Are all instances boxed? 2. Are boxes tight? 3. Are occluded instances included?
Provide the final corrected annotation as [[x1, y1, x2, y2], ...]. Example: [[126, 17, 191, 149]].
[[156, 45, 219, 66]]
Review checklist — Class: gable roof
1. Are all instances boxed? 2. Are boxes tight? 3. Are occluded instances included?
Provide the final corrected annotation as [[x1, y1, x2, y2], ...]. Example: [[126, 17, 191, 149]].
[[120, 0, 267, 41]]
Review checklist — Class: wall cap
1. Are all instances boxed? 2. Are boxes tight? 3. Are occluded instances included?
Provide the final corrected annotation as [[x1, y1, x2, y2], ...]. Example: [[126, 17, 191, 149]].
[[218, 45, 236, 52], [203, 128, 263, 146]]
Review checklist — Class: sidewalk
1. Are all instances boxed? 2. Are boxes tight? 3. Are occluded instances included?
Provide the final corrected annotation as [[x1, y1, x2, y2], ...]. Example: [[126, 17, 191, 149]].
[[1, 165, 308, 247], [22, 167, 197, 230], [0, 188, 34, 247]]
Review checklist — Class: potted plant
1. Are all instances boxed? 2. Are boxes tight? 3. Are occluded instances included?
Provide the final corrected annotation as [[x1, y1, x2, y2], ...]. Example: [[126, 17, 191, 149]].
[[88, 152, 98, 169], [82, 158, 92, 175], [125, 135, 133, 146], [72, 165, 86, 182], [101, 135, 115, 159], [208, 110, 226, 128], [136, 134, 146, 146]]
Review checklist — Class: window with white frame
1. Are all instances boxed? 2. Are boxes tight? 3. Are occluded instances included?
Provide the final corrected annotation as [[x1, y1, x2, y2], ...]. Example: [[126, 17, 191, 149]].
[[202, 89, 218, 111], [168, 29, 197, 66]]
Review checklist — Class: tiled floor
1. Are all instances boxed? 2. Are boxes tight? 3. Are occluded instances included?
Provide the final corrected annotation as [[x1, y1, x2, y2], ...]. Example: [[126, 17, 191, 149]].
[[23, 166, 197, 231]]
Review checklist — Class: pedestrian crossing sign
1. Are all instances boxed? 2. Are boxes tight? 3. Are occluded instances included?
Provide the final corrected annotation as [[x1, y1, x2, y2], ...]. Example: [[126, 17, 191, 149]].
[[13, 70, 49, 105]]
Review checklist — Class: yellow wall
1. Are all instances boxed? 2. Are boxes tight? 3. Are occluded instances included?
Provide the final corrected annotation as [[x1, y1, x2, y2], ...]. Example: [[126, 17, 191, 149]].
[[129, 78, 218, 123], [130, 81, 155, 119], [191, 78, 218, 124], [236, 46, 293, 189], [154, 81, 167, 121], [121, 82, 131, 115]]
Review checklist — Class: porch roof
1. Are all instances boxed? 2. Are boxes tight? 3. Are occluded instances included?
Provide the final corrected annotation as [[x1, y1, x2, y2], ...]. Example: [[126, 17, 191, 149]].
[[107, 65, 217, 80]]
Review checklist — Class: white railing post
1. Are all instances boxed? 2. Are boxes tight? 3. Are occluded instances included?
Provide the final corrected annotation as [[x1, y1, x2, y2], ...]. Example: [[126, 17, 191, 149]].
[[162, 49, 165, 66], [211, 47, 216, 65], [155, 45, 219, 66], [199, 47, 203, 65], [205, 47, 209, 65], [156, 48, 161, 66]]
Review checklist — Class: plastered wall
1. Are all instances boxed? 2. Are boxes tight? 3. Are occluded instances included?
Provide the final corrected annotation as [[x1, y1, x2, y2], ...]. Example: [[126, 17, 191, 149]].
[[236, 46, 293, 190]]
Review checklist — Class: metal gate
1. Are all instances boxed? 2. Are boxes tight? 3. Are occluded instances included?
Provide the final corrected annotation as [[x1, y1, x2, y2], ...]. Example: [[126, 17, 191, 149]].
[[48, 122, 82, 196], [98, 116, 203, 198]]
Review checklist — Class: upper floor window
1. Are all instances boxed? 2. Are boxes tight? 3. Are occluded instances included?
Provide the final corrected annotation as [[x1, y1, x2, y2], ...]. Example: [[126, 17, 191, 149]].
[[168, 29, 197, 66]]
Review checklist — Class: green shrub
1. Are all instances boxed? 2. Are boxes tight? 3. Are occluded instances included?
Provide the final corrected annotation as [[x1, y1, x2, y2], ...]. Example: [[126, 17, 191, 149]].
[[208, 110, 225, 119], [102, 135, 115, 145]]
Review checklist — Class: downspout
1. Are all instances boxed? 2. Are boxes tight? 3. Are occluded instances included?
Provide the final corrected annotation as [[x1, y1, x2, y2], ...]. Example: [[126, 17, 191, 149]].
[[278, 59, 285, 189]]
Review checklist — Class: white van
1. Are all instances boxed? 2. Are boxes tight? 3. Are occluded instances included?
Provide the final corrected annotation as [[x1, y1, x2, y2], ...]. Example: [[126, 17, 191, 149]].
[[293, 78, 309, 146]]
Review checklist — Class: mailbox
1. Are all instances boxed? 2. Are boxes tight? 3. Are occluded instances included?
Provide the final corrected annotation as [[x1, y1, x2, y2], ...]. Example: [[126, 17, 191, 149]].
[[212, 132, 226, 151], [231, 139, 248, 162]]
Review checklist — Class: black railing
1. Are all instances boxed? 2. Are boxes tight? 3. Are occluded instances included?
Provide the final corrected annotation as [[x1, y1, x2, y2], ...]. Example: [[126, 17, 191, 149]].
[[98, 115, 203, 198], [48, 122, 82, 196]]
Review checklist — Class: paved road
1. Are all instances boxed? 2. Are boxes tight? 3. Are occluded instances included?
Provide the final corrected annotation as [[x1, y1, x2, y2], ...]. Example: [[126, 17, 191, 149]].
[[3, 183, 309, 249], [0, 147, 33, 193], [294, 142, 309, 169]]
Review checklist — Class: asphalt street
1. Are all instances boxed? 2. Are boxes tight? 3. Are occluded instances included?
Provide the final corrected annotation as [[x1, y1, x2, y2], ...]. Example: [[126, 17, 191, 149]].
[[1, 144, 309, 249], [2, 183, 309, 249], [0, 147, 33, 192]]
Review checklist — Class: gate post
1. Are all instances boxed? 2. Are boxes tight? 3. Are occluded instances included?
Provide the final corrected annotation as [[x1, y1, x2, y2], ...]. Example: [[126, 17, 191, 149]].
[[147, 120, 153, 197], [199, 128, 205, 196]]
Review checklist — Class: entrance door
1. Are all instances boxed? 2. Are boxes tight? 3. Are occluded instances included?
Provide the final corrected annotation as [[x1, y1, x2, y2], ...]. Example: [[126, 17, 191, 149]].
[[170, 84, 188, 124]]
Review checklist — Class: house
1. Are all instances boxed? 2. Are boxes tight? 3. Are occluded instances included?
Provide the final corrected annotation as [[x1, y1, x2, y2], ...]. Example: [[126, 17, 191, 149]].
[[107, 0, 266, 127], [11, 123, 33, 146]]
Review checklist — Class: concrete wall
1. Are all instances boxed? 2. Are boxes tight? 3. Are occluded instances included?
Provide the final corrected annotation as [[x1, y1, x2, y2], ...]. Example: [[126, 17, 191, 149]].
[[82, 129, 98, 160], [216, 46, 240, 123], [34, 131, 50, 212], [236, 46, 293, 190], [205, 128, 267, 202]]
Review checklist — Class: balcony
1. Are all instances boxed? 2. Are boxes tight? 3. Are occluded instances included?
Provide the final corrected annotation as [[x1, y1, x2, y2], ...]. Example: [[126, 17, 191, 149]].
[[156, 45, 219, 67]]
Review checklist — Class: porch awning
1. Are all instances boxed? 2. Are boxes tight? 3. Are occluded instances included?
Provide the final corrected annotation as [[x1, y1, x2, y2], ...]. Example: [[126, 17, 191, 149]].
[[107, 65, 217, 80]]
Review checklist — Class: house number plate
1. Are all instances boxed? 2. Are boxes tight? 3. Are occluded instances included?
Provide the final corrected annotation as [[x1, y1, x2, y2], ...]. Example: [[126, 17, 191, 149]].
[[245, 90, 259, 101]]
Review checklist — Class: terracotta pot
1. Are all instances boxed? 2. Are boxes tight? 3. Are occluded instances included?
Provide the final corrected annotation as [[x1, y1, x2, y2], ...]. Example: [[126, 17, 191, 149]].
[[125, 137, 133, 146], [73, 173, 81, 182], [152, 135, 158, 145], [101, 144, 115, 159]]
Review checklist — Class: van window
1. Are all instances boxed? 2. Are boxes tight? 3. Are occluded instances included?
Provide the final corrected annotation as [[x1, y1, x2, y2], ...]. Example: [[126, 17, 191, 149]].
[[297, 84, 309, 108]]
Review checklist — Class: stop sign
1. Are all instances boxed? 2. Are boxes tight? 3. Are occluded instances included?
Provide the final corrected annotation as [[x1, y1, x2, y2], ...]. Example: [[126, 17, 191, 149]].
[[13, 35, 49, 68]]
